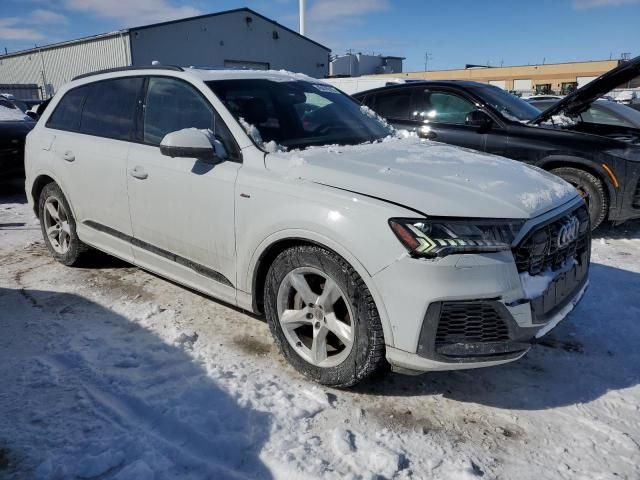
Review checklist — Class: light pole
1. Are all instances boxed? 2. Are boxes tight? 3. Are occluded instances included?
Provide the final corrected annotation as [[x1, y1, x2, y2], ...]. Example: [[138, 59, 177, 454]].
[[424, 52, 433, 72]]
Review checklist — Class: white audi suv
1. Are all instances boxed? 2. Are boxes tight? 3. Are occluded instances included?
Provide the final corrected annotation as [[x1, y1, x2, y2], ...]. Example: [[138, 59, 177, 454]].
[[25, 67, 590, 386]]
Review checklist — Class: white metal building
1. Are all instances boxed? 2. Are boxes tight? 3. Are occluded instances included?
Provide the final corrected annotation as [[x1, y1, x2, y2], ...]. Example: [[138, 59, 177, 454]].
[[329, 53, 404, 77], [0, 8, 330, 98]]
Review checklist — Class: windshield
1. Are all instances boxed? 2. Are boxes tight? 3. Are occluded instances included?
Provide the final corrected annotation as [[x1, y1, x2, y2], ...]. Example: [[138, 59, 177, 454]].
[[471, 85, 541, 122], [207, 79, 393, 150]]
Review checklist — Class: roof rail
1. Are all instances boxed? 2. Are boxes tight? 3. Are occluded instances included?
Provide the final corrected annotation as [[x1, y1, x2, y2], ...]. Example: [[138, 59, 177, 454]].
[[72, 65, 184, 81]]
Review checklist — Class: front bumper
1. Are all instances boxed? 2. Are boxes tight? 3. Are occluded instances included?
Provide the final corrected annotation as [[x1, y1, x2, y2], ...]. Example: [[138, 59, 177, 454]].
[[613, 160, 640, 224], [373, 203, 590, 374]]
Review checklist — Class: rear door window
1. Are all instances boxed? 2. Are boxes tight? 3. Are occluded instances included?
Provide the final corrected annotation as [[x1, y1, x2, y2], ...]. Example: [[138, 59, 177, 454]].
[[46, 86, 90, 131], [80, 77, 143, 141], [371, 89, 413, 120]]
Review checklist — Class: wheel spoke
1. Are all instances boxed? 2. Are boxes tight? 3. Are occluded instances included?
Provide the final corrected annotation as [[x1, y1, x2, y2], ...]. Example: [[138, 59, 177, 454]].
[[311, 326, 328, 364], [318, 278, 341, 311], [288, 272, 317, 305], [325, 312, 353, 346], [46, 225, 59, 236], [45, 202, 59, 221], [280, 308, 312, 329]]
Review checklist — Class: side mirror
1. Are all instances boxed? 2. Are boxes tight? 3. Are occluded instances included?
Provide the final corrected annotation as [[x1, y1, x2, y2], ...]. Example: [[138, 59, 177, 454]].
[[465, 110, 493, 130], [160, 128, 226, 162]]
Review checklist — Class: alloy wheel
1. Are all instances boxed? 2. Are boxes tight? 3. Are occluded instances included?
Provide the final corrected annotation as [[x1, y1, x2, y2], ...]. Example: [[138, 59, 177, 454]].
[[276, 267, 354, 368], [43, 197, 72, 254]]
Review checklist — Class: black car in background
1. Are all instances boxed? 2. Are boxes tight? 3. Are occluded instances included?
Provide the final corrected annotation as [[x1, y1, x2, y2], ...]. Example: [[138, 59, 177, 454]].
[[353, 55, 640, 229], [0, 97, 36, 181]]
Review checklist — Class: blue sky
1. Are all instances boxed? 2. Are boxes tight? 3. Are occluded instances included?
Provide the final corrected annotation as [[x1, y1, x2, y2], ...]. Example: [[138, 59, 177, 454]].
[[2, 0, 639, 71]]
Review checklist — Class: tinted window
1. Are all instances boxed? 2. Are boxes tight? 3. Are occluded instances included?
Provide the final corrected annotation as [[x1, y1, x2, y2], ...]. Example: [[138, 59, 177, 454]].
[[80, 77, 143, 141], [46, 87, 89, 131], [372, 90, 413, 119], [416, 90, 476, 124], [144, 77, 239, 159]]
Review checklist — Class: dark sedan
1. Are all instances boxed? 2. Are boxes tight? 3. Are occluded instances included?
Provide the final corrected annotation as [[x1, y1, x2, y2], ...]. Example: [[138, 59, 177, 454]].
[[353, 55, 640, 229], [0, 98, 36, 181]]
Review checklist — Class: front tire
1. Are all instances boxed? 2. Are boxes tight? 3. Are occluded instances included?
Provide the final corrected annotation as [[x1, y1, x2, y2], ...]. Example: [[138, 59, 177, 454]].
[[264, 245, 386, 387], [550, 167, 607, 229], [38, 182, 88, 266]]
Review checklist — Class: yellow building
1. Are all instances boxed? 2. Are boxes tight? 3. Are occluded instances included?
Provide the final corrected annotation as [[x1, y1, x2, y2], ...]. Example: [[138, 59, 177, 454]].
[[372, 59, 626, 94]]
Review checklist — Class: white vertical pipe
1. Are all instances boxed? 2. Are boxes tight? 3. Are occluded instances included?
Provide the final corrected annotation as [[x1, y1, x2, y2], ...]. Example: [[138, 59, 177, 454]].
[[299, 0, 306, 36]]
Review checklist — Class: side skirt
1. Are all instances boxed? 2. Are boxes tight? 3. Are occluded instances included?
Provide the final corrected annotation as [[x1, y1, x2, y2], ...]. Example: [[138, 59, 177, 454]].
[[83, 220, 234, 288]]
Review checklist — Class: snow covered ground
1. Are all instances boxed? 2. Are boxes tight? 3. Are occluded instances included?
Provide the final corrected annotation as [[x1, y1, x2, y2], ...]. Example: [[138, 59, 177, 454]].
[[1, 190, 639, 480]]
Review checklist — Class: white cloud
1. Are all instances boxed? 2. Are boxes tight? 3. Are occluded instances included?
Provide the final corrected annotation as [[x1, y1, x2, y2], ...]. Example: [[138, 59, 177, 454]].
[[308, 0, 390, 21], [62, 0, 201, 26], [30, 9, 69, 25], [573, 0, 640, 8], [0, 18, 45, 41]]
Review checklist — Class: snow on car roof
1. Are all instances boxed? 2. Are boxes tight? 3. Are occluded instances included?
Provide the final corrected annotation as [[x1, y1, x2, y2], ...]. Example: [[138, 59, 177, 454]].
[[184, 68, 323, 84]]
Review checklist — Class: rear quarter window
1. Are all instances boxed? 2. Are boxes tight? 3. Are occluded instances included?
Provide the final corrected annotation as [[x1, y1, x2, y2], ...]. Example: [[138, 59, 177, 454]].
[[46, 87, 89, 131]]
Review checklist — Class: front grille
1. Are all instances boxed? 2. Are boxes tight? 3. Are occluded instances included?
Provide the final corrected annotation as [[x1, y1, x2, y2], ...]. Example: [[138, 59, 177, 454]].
[[633, 178, 640, 209], [514, 204, 590, 276], [435, 302, 510, 345]]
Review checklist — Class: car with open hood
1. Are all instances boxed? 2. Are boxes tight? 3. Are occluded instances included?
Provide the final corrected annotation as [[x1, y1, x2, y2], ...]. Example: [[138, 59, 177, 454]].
[[354, 55, 640, 229], [25, 67, 589, 386]]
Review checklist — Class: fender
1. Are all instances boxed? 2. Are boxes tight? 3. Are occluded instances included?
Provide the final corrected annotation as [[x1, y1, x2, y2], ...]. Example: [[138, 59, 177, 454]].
[[243, 228, 396, 348], [536, 154, 617, 198], [29, 169, 78, 221]]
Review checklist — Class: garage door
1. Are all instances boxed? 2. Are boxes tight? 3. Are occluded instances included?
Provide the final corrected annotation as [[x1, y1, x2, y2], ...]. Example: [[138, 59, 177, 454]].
[[513, 79, 532, 91], [577, 76, 598, 88], [489, 80, 506, 89]]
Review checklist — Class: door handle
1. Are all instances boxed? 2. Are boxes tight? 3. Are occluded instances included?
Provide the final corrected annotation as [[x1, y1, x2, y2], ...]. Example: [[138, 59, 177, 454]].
[[130, 166, 148, 180], [62, 150, 75, 162]]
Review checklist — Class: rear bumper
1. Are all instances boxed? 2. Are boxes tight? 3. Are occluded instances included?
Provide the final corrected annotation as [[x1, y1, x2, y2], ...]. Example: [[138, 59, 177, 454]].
[[0, 150, 25, 180]]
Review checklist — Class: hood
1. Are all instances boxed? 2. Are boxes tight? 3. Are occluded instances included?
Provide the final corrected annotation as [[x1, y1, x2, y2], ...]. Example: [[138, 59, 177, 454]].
[[533, 55, 640, 124], [266, 137, 578, 219]]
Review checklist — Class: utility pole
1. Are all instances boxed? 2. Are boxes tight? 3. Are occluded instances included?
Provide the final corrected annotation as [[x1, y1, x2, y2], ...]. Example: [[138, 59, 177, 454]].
[[299, 0, 306, 36], [424, 52, 433, 72]]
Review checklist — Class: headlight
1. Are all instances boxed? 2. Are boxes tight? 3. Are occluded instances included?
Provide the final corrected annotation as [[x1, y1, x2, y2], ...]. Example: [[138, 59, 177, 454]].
[[389, 218, 524, 258]]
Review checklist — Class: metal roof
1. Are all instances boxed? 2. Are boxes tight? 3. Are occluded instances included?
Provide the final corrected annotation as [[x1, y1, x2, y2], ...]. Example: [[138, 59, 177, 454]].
[[129, 8, 330, 52], [0, 7, 330, 61]]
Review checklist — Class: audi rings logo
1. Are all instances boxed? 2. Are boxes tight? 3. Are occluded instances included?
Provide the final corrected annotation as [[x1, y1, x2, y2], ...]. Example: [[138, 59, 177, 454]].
[[557, 216, 580, 248]]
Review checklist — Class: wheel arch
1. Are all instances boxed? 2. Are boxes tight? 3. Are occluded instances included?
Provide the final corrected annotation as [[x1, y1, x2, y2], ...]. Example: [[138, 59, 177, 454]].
[[536, 155, 615, 202], [248, 231, 395, 348]]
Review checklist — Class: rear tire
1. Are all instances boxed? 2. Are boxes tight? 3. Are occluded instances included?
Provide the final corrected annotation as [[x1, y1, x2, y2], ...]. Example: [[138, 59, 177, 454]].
[[38, 182, 89, 266], [264, 245, 386, 387], [550, 167, 607, 229]]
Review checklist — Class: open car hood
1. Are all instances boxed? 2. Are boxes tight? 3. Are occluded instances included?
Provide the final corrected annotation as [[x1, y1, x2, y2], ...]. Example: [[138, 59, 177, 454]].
[[532, 54, 640, 124]]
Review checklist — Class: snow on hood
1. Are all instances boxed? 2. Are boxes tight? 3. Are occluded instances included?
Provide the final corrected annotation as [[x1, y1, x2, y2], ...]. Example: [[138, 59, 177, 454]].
[[0, 105, 30, 122], [266, 137, 578, 219]]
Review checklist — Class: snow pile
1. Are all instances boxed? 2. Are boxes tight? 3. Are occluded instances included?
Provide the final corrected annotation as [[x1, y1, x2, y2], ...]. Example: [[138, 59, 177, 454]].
[[540, 114, 578, 127], [238, 117, 286, 153], [3, 195, 640, 479], [0, 104, 30, 121], [360, 104, 392, 130]]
